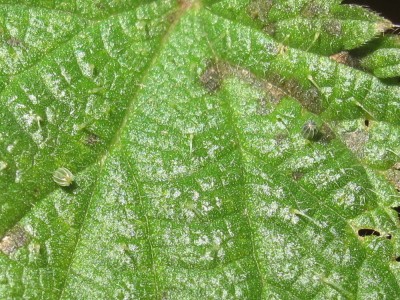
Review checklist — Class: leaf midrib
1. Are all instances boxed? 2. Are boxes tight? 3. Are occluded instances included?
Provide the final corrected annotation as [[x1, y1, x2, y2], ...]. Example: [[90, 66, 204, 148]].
[[57, 2, 197, 299]]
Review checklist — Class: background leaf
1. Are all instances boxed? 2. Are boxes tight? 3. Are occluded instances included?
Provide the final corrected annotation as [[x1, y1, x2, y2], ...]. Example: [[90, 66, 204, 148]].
[[1, 0, 400, 299]]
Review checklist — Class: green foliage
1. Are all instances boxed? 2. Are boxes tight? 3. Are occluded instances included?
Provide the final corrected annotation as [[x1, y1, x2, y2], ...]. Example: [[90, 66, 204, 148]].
[[0, 0, 399, 299], [359, 35, 400, 78]]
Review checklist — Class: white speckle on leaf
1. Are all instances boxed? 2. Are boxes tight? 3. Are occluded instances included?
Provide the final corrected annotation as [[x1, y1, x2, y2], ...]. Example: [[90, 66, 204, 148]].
[[32, 130, 45, 146], [273, 186, 285, 199], [7, 141, 16, 153], [0, 161, 7, 171], [21, 110, 41, 127], [311, 168, 342, 189], [207, 144, 219, 158], [202, 201, 214, 212], [194, 235, 209, 246], [24, 224, 34, 236], [198, 177, 215, 191], [172, 189, 181, 199], [364, 144, 389, 161], [257, 137, 291, 158], [333, 182, 364, 208], [192, 191, 200, 201], [255, 184, 271, 196], [288, 150, 327, 169], [15, 170, 22, 183], [28, 94, 38, 104], [7, 95, 18, 105], [60, 66, 72, 84], [281, 207, 300, 224], [264, 201, 279, 217], [215, 197, 222, 207], [45, 107, 55, 124], [42, 72, 67, 99], [321, 86, 333, 98], [171, 160, 187, 176], [28, 242, 41, 262], [75, 50, 94, 78]]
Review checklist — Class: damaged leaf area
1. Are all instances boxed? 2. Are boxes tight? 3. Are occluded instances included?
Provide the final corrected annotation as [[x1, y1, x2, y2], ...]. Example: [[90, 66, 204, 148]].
[[0, 0, 400, 299]]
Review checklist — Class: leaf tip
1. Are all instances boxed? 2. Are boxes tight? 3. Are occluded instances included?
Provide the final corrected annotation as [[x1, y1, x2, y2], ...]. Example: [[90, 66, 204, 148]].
[[376, 19, 394, 34]]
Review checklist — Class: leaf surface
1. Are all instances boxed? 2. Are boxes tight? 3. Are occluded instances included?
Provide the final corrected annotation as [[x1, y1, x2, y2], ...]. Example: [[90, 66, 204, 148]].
[[1, 0, 400, 299]]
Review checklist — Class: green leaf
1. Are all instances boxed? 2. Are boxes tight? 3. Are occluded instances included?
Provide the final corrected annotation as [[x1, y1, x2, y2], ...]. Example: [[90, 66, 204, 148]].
[[1, 0, 400, 299], [358, 35, 400, 78]]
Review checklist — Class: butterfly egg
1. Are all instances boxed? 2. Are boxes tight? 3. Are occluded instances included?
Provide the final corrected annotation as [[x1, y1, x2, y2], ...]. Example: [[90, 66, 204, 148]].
[[302, 120, 318, 140], [53, 167, 74, 186]]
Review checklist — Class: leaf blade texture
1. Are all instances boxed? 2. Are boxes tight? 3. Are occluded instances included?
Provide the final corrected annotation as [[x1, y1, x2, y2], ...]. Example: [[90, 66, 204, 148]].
[[1, 0, 400, 299]]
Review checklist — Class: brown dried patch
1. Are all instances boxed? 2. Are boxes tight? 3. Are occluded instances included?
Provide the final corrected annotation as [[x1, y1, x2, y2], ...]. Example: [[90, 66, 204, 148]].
[[323, 20, 342, 37], [292, 170, 304, 181], [248, 0, 273, 21], [319, 123, 336, 143], [275, 133, 288, 143], [302, 2, 326, 18], [200, 62, 222, 92], [225, 65, 286, 104], [386, 168, 400, 192], [330, 51, 356, 67], [95, 2, 107, 10], [341, 130, 369, 158], [85, 132, 100, 146], [203, 62, 288, 111], [301, 89, 323, 114], [275, 77, 323, 114], [166, 10, 179, 24], [0, 227, 29, 255], [376, 20, 394, 33], [161, 290, 170, 300], [263, 23, 276, 35], [201, 60, 325, 115], [168, 0, 199, 24], [178, 0, 194, 11], [7, 37, 23, 47], [277, 44, 288, 55], [257, 96, 274, 115]]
